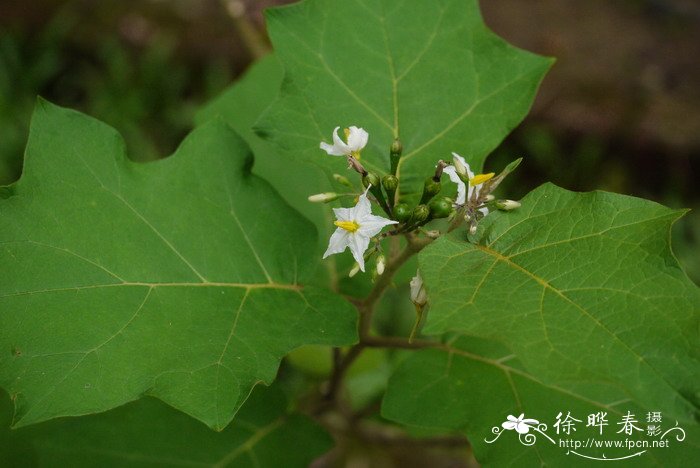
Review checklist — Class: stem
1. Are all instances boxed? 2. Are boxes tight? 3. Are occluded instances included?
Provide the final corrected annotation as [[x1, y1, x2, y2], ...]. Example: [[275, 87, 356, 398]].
[[408, 305, 424, 343], [358, 234, 430, 335], [324, 234, 433, 404], [221, 1, 271, 59], [363, 335, 437, 349]]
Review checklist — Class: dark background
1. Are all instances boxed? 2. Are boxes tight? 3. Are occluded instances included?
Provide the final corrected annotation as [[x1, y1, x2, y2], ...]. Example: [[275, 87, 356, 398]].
[[1, 0, 698, 281]]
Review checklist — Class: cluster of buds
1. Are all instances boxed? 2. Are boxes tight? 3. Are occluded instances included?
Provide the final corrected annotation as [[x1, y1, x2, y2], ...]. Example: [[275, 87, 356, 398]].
[[309, 125, 522, 276]]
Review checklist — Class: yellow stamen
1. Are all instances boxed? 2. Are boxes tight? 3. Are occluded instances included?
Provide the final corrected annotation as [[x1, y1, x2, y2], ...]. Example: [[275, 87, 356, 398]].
[[351, 150, 361, 160], [334, 220, 360, 232], [344, 128, 351, 139], [470, 172, 495, 186]]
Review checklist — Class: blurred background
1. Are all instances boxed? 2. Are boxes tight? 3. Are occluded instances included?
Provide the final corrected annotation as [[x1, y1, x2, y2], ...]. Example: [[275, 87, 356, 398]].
[[1, 0, 698, 282]]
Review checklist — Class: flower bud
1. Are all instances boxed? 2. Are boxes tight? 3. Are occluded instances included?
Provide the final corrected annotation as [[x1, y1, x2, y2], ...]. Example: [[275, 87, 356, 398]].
[[429, 197, 454, 219], [308, 192, 339, 203], [333, 173, 353, 187], [375, 254, 386, 275], [410, 271, 427, 307], [419, 177, 441, 204], [382, 174, 398, 192], [362, 172, 381, 189], [496, 199, 521, 211], [390, 138, 403, 175], [453, 156, 468, 177], [410, 204, 430, 224], [485, 194, 495, 202], [469, 223, 478, 235], [349, 262, 361, 278], [424, 229, 441, 239], [382, 174, 398, 203], [393, 203, 411, 222]]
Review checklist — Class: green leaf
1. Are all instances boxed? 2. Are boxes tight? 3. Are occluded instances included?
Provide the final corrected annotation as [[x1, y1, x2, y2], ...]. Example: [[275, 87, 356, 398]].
[[195, 56, 348, 288], [196, 55, 333, 238], [414, 183, 700, 423], [0, 99, 357, 429], [195, 55, 402, 293], [257, 0, 552, 199], [382, 336, 700, 467], [1, 386, 332, 467], [383, 183, 700, 465]]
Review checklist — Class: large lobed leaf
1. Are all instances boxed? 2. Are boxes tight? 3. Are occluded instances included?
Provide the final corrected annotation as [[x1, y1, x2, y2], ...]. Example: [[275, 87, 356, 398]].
[[383, 183, 700, 465], [196, 55, 409, 293], [1, 386, 332, 467], [257, 0, 553, 199], [383, 336, 700, 467], [0, 99, 357, 429]]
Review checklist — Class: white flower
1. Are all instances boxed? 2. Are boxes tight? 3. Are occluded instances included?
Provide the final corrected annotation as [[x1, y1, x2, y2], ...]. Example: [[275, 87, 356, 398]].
[[323, 187, 397, 272], [320, 126, 369, 158], [442, 152, 495, 216], [409, 271, 427, 306], [502, 414, 539, 434]]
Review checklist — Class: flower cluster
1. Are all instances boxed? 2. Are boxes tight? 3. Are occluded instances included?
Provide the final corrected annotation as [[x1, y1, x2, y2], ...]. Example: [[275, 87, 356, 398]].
[[312, 125, 521, 275]]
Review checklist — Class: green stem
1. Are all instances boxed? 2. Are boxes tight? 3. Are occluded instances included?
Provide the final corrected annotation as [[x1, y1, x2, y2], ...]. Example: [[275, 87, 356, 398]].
[[324, 234, 434, 404]]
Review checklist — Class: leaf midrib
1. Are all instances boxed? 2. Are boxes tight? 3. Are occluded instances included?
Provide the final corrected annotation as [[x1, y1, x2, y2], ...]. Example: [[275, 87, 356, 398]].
[[1, 281, 301, 299]]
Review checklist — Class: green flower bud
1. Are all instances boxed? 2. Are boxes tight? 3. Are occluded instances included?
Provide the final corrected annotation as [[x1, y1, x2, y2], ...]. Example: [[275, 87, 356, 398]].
[[429, 197, 454, 219], [362, 172, 381, 189], [410, 204, 430, 224], [419, 177, 441, 204], [382, 174, 398, 204], [393, 203, 411, 222], [363, 172, 391, 215], [390, 138, 403, 175], [382, 174, 398, 192], [333, 173, 353, 187]]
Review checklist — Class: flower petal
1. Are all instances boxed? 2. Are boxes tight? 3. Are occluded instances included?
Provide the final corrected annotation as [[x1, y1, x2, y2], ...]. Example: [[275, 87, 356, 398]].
[[346, 126, 369, 151], [506, 415, 519, 422], [323, 228, 350, 258], [320, 141, 346, 156], [348, 232, 370, 272], [523, 418, 539, 426], [333, 206, 355, 221], [320, 127, 350, 156], [352, 186, 373, 219], [478, 206, 489, 217], [332, 126, 350, 152], [443, 165, 466, 205], [358, 215, 398, 238]]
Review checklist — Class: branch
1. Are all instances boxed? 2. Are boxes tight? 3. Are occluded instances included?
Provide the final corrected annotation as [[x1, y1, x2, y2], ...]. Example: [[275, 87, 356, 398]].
[[222, 0, 271, 60], [324, 234, 434, 404]]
